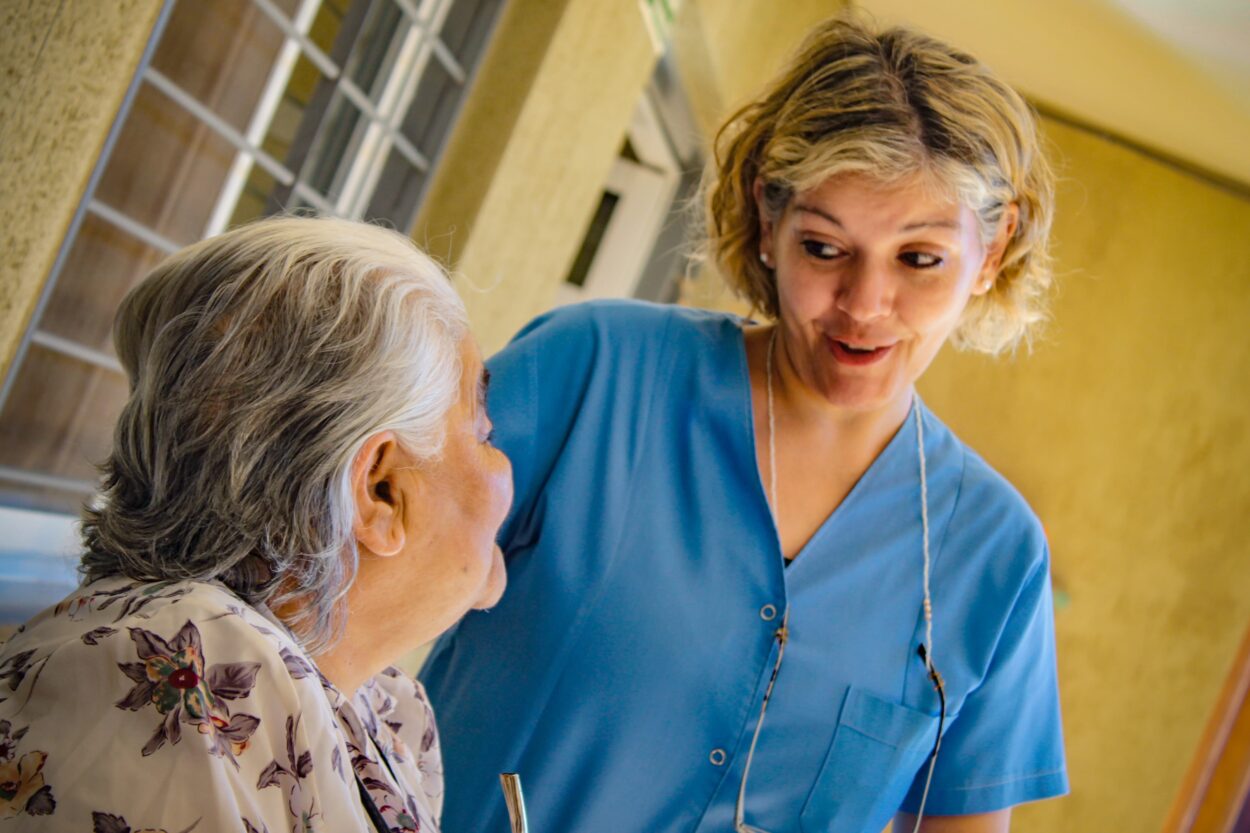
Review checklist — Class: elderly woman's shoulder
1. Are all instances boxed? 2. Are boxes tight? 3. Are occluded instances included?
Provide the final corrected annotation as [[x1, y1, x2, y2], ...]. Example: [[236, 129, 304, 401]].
[[0, 578, 375, 829], [0, 577, 325, 713]]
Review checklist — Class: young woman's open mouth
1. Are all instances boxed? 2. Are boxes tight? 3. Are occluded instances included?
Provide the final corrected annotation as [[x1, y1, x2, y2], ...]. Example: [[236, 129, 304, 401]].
[[827, 336, 896, 366]]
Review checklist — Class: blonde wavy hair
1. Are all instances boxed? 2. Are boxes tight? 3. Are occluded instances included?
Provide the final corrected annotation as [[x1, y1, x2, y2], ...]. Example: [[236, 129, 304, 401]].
[[705, 13, 1055, 354]]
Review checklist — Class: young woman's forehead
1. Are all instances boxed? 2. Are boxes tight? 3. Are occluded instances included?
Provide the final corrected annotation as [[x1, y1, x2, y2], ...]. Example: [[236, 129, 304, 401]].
[[790, 173, 972, 232]]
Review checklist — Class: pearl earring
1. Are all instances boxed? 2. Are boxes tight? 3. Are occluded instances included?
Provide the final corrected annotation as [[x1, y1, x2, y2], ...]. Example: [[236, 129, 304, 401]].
[[759, 252, 771, 267]]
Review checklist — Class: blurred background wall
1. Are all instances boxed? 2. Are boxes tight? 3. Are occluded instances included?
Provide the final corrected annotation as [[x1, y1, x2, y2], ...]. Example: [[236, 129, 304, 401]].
[[922, 115, 1250, 833], [2, 1, 1249, 830]]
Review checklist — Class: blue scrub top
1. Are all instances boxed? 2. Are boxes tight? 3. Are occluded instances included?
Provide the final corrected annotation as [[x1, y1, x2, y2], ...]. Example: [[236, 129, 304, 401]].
[[421, 300, 1067, 833]]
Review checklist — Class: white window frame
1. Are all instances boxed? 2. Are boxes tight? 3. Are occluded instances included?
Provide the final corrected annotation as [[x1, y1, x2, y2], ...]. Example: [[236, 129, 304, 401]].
[[0, 0, 502, 503], [556, 93, 682, 307]]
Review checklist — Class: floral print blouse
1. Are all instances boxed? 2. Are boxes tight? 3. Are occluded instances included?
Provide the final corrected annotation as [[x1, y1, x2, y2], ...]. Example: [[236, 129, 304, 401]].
[[0, 576, 444, 832]]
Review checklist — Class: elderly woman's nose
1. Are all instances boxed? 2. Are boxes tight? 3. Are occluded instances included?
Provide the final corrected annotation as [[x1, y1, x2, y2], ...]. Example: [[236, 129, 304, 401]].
[[834, 259, 893, 322]]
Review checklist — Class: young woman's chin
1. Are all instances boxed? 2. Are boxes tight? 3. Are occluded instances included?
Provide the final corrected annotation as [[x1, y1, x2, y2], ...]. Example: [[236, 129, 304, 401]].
[[817, 366, 911, 416]]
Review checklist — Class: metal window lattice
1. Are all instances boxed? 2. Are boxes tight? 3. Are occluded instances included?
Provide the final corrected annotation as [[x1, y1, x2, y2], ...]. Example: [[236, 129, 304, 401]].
[[0, 0, 502, 508]]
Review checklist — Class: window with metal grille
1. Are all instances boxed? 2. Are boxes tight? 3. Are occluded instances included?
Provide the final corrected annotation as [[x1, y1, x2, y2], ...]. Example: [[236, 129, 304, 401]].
[[0, 0, 502, 517]]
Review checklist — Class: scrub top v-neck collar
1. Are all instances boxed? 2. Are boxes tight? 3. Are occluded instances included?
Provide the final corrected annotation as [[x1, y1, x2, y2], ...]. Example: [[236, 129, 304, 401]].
[[728, 321, 922, 581]]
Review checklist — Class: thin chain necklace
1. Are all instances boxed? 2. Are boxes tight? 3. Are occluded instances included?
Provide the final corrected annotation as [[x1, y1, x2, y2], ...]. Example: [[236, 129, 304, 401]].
[[734, 327, 943, 833]]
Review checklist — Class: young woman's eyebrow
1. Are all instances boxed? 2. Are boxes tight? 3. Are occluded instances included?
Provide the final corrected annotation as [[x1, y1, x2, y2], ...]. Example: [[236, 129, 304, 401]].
[[900, 219, 960, 231], [795, 204, 842, 226], [795, 204, 959, 233]]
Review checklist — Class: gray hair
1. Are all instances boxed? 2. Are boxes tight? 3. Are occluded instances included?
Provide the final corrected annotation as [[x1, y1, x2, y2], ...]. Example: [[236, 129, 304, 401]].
[[80, 216, 470, 653]]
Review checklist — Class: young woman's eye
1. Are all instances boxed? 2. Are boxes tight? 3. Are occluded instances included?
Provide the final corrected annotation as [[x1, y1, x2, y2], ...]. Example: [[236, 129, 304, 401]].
[[801, 240, 841, 260], [900, 251, 943, 269]]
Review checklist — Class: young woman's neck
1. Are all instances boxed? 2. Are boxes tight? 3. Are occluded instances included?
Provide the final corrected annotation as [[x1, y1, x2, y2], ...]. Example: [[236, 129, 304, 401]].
[[766, 325, 914, 457]]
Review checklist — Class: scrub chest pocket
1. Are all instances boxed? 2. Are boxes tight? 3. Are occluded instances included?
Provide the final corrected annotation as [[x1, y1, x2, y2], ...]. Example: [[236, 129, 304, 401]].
[[799, 687, 942, 833]]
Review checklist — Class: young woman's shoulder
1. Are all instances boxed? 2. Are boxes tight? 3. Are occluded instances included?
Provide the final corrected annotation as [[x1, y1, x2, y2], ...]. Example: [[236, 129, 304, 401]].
[[510, 299, 740, 358], [922, 410, 1049, 582]]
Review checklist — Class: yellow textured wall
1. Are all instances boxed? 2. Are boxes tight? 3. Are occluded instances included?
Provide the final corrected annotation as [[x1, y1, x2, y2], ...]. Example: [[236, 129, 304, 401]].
[[919, 119, 1250, 833], [415, 0, 657, 353], [0, 0, 165, 379], [410, 0, 570, 269], [859, 0, 1250, 190]]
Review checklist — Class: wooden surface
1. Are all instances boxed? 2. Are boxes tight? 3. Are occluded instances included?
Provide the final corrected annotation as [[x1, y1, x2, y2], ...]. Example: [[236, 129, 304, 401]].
[[1166, 623, 1250, 833]]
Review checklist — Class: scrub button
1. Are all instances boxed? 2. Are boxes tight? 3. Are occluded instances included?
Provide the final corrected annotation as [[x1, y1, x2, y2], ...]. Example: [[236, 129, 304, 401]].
[[709, 748, 727, 766], [760, 604, 777, 621]]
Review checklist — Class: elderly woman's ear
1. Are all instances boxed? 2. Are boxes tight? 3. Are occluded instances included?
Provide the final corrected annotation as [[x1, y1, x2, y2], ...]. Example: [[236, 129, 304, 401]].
[[352, 430, 409, 558]]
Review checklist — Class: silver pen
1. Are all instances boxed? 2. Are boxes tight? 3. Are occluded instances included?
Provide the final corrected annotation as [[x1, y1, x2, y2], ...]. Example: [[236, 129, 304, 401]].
[[499, 772, 530, 833]]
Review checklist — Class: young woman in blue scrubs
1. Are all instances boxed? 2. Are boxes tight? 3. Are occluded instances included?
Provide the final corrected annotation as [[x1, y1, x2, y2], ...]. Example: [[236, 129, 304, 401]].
[[422, 15, 1067, 833]]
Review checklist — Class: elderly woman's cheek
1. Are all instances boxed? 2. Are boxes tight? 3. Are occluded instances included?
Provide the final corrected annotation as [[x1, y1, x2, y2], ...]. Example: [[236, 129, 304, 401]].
[[468, 453, 512, 608], [460, 448, 511, 547], [472, 544, 508, 609], [489, 450, 514, 529]]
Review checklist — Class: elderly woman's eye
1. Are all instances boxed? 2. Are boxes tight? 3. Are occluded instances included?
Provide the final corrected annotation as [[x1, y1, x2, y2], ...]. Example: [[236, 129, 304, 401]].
[[901, 251, 943, 269]]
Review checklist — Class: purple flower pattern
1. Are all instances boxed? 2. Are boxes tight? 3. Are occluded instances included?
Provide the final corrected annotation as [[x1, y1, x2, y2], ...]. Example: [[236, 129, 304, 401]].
[[0, 578, 443, 831], [115, 620, 261, 761], [257, 714, 318, 832], [0, 719, 55, 819]]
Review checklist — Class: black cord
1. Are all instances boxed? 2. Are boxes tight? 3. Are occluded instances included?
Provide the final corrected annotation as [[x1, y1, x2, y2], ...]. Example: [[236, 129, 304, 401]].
[[356, 773, 392, 833], [911, 644, 948, 830], [356, 730, 404, 832]]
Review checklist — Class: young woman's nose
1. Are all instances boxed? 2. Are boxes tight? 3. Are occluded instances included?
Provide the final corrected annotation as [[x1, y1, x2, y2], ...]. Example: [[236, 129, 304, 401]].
[[834, 258, 893, 323]]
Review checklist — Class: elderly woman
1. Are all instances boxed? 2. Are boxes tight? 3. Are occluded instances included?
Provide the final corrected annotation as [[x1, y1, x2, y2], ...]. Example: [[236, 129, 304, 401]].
[[0, 217, 511, 832], [423, 15, 1066, 833]]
